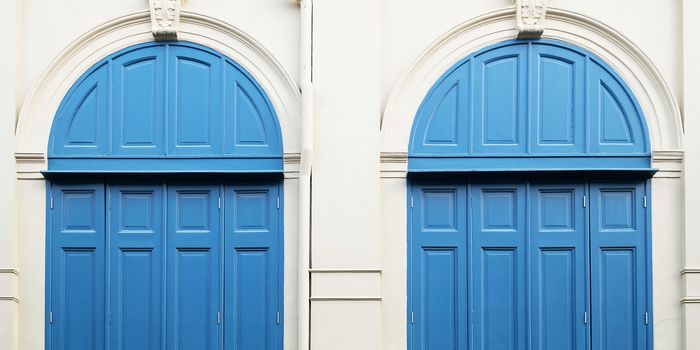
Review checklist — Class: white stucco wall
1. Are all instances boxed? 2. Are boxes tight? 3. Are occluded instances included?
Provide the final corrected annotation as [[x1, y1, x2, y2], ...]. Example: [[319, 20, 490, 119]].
[[1, 0, 695, 349]]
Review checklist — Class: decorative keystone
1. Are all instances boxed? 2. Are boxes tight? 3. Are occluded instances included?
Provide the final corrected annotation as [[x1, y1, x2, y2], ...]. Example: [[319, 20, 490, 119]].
[[515, 0, 547, 39], [149, 0, 183, 41]]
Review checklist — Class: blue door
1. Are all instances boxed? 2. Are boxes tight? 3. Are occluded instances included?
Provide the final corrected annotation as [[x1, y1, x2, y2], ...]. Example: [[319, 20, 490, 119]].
[[166, 184, 222, 349], [108, 184, 164, 350], [409, 180, 649, 350], [224, 184, 281, 350], [470, 183, 528, 350], [48, 182, 281, 350], [48, 183, 106, 350], [409, 183, 468, 350], [589, 182, 649, 350]]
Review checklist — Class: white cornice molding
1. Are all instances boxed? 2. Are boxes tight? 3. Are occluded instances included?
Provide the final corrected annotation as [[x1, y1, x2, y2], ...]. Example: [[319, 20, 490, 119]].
[[15, 11, 301, 160], [381, 7, 683, 156]]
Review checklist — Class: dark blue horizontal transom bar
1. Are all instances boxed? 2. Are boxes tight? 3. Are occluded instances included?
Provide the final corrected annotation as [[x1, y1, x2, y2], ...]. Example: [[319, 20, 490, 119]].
[[46, 157, 283, 174], [408, 156, 654, 174]]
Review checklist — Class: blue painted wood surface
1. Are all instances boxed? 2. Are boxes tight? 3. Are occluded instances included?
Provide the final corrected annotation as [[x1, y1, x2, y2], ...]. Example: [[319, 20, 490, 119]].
[[409, 40, 651, 172], [48, 42, 283, 173], [408, 180, 650, 350], [48, 182, 281, 349]]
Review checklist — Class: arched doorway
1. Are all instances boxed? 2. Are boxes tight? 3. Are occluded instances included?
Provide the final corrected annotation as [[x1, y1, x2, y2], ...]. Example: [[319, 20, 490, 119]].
[[45, 42, 283, 349], [407, 40, 652, 350]]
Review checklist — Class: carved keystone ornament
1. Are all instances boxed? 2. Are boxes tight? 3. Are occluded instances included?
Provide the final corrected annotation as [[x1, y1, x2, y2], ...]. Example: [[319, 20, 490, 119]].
[[149, 0, 183, 41], [515, 0, 548, 38]]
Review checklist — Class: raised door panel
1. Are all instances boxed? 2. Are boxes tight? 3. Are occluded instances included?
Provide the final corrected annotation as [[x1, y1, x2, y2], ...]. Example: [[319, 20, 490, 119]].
[[590, 182, 648, 350], [49, 183, 105, 350], [411, 62, 471, 156], [224, 184, 280, 350], [168, 46, 223, 155], [471, 183, 527, 350], [529, 184, 587, 350], [51, 64, 109, 156], [530, 45, 585, 153], [410, 183, 468, 350], [166, 185, 221, 350], [588, 61, 647, 155], [111, 46, 166, 155], [472, 46, 528, 154], [107, 185, 164, 350], [224, 63, 282, 156]]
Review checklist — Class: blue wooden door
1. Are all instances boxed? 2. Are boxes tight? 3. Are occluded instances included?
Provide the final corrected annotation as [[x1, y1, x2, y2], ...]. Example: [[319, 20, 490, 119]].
[[529, 183, 588, 350], [166, 184, 222, 350], [409, 182, 468, 350], [409, 180, 649, 350], [48, 183, 106, 350], [107, 184, 164, 350], [470, 182, 527, 350], [589, 182, 648, 350], [223, 183, 281, 350]]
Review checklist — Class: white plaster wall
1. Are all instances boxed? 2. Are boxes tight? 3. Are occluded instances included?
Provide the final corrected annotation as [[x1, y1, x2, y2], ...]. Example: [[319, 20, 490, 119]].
[[3, 0, 693, 349], [380, 0, 682, 113], [310, 0, 382, 348], [16, 0, 299, 110]]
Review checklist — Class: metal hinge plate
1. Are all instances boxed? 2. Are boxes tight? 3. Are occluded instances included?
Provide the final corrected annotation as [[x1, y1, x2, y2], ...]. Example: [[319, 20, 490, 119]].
[[583, 195, 587, 208], [644, 194, 647, 208]]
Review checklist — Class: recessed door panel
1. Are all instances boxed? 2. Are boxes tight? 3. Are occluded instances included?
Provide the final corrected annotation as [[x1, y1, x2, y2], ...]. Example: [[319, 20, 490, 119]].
[[590, 182, 647, 350], [471, 183, 527, 350], [224, 184, 280, 350], [410, 183, 468, 350], [49, 183, 105, 350], [166, 185, 221, 350], [108, 185, 164, 350], [472, 46, 528, 154], [529, 184, 587, 350]]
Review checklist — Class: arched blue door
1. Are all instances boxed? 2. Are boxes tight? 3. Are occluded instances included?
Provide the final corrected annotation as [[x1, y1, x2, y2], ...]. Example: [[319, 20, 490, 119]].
[[46, 42, 283, 350], [408, 40, 652, 350]]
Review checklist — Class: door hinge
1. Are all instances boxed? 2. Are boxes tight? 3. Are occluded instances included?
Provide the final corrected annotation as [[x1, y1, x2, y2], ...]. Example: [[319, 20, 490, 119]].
[[411, 311, 414, 324], [218, 196, 221, 209], [50, 194, 54, 209], [644, 194, 647, 208], [645, 312, 649, 325], [49, 311, 53, 324], [217, 311, 221, 324], [277, 196, 280, 209], [583, 311, 588, 324], [411, 196, 414, 208], [276, 311, 280, 324], [583, 195, 587, 208]]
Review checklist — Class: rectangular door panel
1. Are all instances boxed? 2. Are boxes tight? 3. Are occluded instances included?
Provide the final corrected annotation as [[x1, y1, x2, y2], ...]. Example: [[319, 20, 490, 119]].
[[49, 183, 105, 350], [472, 46, 528, 154], [471, 183, 527, 350], [166, 185, 221, 350], [529, 184, 587, 350], [107, 185, 164, 350], [410, 183, 467, 350], [590, 182, 648, 350], [224, 184, 280, 350]]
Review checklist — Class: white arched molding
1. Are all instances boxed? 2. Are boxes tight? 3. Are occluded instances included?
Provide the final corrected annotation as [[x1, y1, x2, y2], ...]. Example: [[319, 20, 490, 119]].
[[380, 7, 684, 178], [15, 10, 301, 179]]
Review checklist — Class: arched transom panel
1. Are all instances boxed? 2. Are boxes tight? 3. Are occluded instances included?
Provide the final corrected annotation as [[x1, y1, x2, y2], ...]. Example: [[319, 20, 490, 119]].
[[48, 41, 283, 172], [409, 40, 651, 172]]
